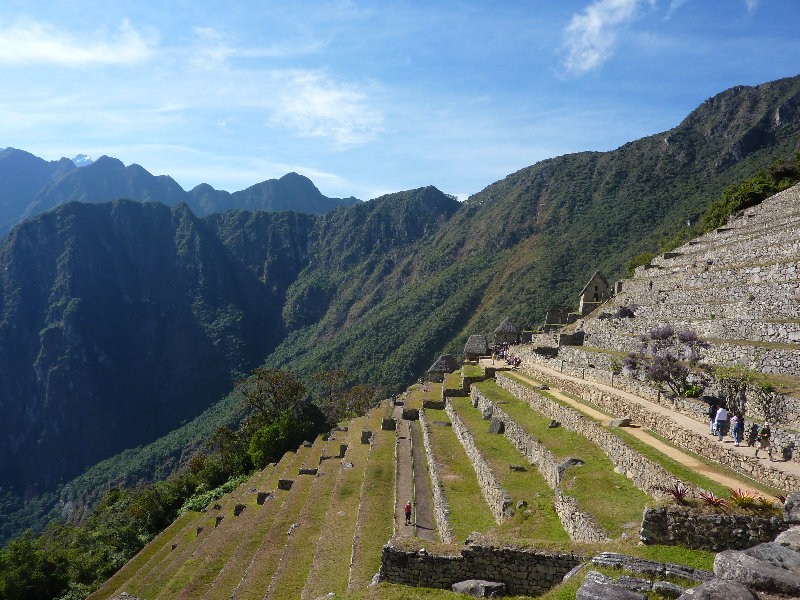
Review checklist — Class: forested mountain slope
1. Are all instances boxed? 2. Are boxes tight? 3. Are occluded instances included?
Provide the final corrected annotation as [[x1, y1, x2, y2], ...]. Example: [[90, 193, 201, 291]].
[[1, 73, 800, 545]]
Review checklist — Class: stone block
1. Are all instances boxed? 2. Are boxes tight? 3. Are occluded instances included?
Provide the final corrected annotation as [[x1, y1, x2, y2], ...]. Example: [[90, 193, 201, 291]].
[[361, 430, 373, 444], [488, 418, 505, 434], [278, 479, 293, 490], [302, 440, 313, 447], [381, 417, 396, 430], [577, 572, 646, 600], [423, 400, 445, 409], [675, 579, 756, 599], [714, 545, 800, 595], [339, 443, 348, 457], [609, 418, 632, 427], [233, 503, 246, 516], [451, 579, 506, 598], [256, 491, 270, 505], [299, 467, 318, 476], [652, 580, 685, 599], [215, 515, 224, 527], [196, 526, 203, 536], [775, 526, 800, 552], [785, 491, 800, 523], [548, 419, 561, 428], [402, 408, 419, 420]]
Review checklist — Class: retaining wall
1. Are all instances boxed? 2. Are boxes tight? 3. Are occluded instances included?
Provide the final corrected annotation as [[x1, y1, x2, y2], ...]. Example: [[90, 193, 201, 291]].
[[640, 505, 790, 551], [493, 374, 695, 500], [444, 399, 511, 522], [511, 363, 800, 492], [379, 544, 586, 595], [418, 408, 455, 543]]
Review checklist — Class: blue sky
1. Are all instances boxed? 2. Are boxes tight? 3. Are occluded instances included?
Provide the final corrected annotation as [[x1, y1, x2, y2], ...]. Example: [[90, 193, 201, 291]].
[[1, 1, 798, 201]]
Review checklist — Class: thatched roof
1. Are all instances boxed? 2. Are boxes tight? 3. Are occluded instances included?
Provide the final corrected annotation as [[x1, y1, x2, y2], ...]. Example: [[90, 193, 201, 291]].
[[464, 334, 488, 356], [579, 270, 609, 297], [428, 354, 460, 373], [494, 317, 521, 335]]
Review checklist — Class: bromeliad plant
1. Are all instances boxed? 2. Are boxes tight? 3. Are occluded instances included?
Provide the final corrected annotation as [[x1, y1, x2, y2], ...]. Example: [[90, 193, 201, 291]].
[[699, 491, 727, 510], [659, 482, 691, 505]]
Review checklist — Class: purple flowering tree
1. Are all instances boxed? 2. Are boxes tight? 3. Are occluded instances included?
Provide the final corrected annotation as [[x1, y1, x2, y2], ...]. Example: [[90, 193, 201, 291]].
[[623, 326, 709, 397]]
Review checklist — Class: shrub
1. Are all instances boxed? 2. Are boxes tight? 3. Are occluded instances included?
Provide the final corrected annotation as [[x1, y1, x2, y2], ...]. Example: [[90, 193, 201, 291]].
[[699, 491, 727, 510], [659, 482, 690, 505]]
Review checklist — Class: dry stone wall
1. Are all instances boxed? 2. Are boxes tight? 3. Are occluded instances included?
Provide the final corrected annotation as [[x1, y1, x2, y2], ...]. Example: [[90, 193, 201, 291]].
[[512, 362, 800, 492], [379, 543, 586, 595], [494, 374, 695, 500], [418, 408, 455, 543], [640, 505, 790, 551], [444, 399, 511, 522]]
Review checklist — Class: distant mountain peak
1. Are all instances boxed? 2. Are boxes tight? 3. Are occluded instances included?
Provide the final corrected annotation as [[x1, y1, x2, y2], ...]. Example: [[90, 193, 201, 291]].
[[71, 154, 94, 167]]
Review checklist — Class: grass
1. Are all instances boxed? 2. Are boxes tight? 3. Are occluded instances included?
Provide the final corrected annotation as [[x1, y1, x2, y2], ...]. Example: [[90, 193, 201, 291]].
[[462, 364, 483, 378], [405, 384, 425, 410], [423, 407, 496, 541], [349, 404, 396, 592], [473, 381, 650, 537], [446, 396, 569, 543], [268, 427, 354, 600], [87, 511, 197, 600], [358, 582, 532, 600], [444, 370, 462, 390], [303, 412, 376, 599]]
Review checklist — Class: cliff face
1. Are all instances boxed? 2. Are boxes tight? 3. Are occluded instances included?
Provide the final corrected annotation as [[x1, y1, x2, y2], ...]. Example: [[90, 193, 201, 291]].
[[0, 200, 314, 495]]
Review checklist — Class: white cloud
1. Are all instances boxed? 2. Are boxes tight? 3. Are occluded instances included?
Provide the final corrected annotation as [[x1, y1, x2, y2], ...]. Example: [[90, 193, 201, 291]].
[[268, 71, 383, 148], [744, 0, 759, 15], [666, 0, 689, 19], [0, 18, 154, 66], [562, 0, 655, 74]]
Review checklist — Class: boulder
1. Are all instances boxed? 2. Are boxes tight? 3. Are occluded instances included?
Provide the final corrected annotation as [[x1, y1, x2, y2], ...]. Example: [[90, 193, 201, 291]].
[[652, 580, 685, 599], [256, 492, 271, 505], [215, 515, 224, 527], [278, 479, 293, 490], [299, 467, 318, 476], [361, 430, 373, 444], [233, 504, 246, 517], [775, 526, 800, 552], [302, 440, 313, 447], [609, 418, 632, 427], [341, 461, 354, 470], [548, 419, 561, 428], [784, 491, 800, 524], [675, 579, 756, 599], [576, 572, 647, 600], [451, 579, 506, 598], [557, 457, 584, 482], [481, 407, 493, 420], [196, 526, 203, 536], [339, 443, 348, 457], [488, 418, 505, 434], [714, 544, 800, 595], [381, 418, 396, 431], [509, 465, 526, 472]]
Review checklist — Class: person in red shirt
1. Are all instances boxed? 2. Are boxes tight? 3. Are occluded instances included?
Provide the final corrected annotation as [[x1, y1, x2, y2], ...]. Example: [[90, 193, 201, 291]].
[[404, 501, 412, 525]]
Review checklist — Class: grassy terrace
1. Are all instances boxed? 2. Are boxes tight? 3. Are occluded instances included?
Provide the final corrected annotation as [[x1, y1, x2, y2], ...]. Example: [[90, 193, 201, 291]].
[[505, 372, 784, 498], [444, 369, 462, 390], [462, 364, 483, 378], [169, 452, 301, 600], [447, 396, 569, 543], [422, 407, 496, 541], [303, 412, 377, 599], [201, 448, 308, 600], [348, 401, 396, 592], [155, 464, 280, 600], [473, 381, 649, 537], [404, 383, 425, 410], [267, 426, 361, 600], [213, 439, 326, 600]]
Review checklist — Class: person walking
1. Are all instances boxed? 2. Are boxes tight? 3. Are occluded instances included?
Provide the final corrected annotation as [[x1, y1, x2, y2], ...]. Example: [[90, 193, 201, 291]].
[[404, 501, 412, 526], [731, 412, 743, 446], [714, 406, 729, 441], [755, 423, 773, 460], [708, 401, 719, 435]]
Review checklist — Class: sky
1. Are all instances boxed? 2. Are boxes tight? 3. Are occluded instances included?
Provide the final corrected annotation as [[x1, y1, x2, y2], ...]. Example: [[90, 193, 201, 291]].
[[0, 1, 798, 201]]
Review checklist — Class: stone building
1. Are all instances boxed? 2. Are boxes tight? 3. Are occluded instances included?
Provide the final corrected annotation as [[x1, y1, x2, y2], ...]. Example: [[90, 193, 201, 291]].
[[426, 354, 459, 382], [464, 334, 489, 361], [494, 318, 521, 344], [578, 271, 610, 316], [543, 305, 574, 332]]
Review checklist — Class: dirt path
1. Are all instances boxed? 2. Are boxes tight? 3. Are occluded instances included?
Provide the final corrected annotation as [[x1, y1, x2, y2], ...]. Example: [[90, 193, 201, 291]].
[[409, 420, 436, 541], [392, 404, 414, 536]]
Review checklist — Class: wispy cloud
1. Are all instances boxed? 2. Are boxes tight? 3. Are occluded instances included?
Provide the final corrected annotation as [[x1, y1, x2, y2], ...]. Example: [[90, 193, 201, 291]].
[[268, 71, 383, 148], [0, 18, 154, 66], [562, 0, 655, 74], [666, 0, 689, 19], [744, 0, 759, 15]]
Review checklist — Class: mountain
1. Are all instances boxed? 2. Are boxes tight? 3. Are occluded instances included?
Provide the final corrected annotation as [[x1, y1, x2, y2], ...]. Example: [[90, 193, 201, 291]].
[[2, 73, 800, 544], [70, 154, 94, 167], [0, 154, 360, 236]]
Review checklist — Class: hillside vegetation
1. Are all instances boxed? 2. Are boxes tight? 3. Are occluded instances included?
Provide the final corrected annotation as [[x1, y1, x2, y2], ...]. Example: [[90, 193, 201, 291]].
[[2, 74, 800, 547]]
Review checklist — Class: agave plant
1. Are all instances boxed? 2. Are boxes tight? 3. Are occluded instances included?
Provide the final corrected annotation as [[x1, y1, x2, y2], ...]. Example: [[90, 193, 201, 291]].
[[699, 491, 727, 510]]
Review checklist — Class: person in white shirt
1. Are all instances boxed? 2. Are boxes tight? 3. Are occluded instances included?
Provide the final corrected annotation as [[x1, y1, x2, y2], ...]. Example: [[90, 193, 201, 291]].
[[714, 406, 729, 441]]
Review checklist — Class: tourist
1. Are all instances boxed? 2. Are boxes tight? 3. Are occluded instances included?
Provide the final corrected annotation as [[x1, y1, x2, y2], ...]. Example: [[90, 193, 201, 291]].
[[707, 401, 718, 435], [755, 423, 773, 461], [714, 405, 729, 441], [405, 501, 412, 525], [731, 412, 743, 446]]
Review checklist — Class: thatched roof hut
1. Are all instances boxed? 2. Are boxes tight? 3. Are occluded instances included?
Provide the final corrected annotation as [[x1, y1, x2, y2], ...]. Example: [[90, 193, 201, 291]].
[[426, 354, 460, 382], [464, 334, 488, 361], [494, 318, 521, 343]]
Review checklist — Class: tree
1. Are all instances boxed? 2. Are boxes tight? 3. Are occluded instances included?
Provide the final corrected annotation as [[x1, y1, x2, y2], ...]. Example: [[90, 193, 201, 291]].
[[239, 368, 306, 426], [315, 370, 347, 424], [624, 326, 709, 397]]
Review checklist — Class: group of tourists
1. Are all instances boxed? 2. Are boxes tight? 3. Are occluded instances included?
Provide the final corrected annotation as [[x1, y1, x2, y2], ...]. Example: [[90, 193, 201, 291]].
[[708, 401, 773, 460], [492, 342, 521, 367]]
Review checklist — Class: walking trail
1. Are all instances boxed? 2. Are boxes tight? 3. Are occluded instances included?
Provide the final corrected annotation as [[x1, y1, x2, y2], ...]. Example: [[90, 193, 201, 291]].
[[482, 359, 800, 497], [392, 401, 436, 541]]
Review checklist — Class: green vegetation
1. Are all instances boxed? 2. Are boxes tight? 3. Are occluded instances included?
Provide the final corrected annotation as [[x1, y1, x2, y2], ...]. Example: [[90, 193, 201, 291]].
[[462, 364, 483, 378], [423, 408, 496, 540], [349, 412, 396, 591], [447, 397, 569, 542], [473, 381, 650, 537], [444, 370, 462, 390]]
